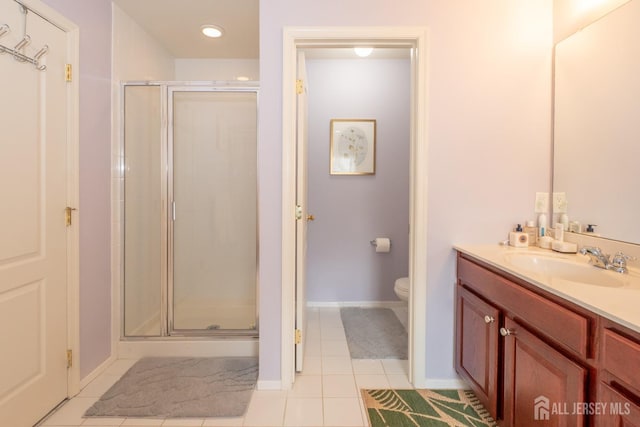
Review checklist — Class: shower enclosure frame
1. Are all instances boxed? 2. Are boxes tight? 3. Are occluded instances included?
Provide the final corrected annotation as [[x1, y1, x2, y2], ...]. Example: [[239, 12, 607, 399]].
[[119, 81, 260, 340]]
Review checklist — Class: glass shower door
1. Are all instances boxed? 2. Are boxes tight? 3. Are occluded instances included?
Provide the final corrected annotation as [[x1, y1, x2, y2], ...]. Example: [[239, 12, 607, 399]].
[[123, 85, 164, 337], [169, 89, 258, 334]]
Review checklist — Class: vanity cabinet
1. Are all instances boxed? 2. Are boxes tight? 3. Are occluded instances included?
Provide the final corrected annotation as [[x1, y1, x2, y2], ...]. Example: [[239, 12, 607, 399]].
[[456, 252, 597, 426], [502, 317, 587, 427], [594, 320, 640, 427], [455, 285, 500, 418]]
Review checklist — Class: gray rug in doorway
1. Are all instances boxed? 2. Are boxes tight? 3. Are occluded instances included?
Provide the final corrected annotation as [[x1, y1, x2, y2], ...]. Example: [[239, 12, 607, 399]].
[[340, 307, 408, 359], [84, 357, 257, 418]]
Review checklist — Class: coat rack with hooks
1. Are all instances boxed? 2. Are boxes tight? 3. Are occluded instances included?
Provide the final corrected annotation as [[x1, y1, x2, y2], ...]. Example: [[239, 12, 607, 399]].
[[0, 24, 48, 70]]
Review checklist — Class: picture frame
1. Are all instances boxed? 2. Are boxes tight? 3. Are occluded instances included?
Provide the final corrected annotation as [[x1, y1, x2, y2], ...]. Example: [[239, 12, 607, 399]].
[[329, 119, 376, 175]]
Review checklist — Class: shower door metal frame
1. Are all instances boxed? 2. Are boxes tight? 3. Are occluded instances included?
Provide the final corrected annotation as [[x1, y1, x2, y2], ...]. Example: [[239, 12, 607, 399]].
[[167, 84, 259, 337], [120, 81, 259, 339]]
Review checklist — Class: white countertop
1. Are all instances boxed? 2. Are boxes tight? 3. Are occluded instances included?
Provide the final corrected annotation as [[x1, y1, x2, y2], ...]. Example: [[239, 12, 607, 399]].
[[454, 244, 640, 334]]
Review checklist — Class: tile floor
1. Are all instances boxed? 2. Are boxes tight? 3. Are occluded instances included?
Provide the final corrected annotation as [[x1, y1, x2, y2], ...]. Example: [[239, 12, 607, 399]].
[[39, 307, 411, 427]]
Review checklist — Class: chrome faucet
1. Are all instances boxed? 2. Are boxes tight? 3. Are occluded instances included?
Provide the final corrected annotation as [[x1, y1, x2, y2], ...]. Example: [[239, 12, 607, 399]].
[[608, 251, 636, 274], [579, 246, 636, 274], [579, 246, 610, 269]]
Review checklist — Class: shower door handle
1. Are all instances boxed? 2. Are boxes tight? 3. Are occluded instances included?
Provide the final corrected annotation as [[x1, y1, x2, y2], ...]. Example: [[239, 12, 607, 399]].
[[172, 201, 176, 221]]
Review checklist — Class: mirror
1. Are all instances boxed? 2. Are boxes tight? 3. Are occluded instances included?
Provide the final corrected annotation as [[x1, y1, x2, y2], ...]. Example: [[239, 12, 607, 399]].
[[554, 0, 640, 244]]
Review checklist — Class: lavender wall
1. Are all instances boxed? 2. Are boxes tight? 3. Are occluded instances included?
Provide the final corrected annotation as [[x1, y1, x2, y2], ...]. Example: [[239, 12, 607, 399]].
[[260, 0, 553, 383], [35, 0, 555, 386], [306, 58, 410, 302], [40, 0, 112, 379]]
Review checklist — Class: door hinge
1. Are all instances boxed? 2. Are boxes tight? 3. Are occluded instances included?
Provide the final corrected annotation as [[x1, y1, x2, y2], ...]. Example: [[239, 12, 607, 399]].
[[295, 205, 302, 220], [66, 349, 73, 368], [65, 207, 76, 227], [296, 79, 303, 95], [295, 329, 302, 345], [65, 64, 72, 82]]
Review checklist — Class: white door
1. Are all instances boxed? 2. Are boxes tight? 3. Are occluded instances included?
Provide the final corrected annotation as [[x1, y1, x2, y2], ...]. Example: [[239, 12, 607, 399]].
[[0, 1, 70, 426], [295, 51, 310, 372]]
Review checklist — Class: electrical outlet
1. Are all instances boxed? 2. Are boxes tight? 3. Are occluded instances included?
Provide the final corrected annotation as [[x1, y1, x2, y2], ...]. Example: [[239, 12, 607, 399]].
[[535, 192, 549, 213], [553, 192, 567, 213]]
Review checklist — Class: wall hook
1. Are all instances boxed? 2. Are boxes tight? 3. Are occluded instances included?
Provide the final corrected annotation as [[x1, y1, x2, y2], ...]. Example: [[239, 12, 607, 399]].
[[0, 24, 9, 39]]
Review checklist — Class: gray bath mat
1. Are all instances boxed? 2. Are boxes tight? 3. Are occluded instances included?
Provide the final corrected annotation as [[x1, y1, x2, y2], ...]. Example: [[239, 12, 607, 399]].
[[340, 307, 408, 359], [84, 357, 257, 418]]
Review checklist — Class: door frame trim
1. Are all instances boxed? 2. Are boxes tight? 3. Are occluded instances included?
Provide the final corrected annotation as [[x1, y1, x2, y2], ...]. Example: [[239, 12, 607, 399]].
[[281, 26, 429, 388], [18, 0, 81, 396]]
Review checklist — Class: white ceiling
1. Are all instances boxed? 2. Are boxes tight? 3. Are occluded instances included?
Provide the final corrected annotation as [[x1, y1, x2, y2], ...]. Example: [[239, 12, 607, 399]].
[[113, 1, 410, 60], [113, 0, 259, 59]]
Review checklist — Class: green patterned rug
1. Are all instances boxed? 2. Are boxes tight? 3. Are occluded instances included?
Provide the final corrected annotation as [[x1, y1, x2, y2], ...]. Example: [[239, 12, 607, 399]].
[[362, 389, 496, 427]]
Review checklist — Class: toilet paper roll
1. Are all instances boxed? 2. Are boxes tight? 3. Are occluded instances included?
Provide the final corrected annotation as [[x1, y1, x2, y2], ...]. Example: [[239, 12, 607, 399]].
[[374, 237, 391, 253]]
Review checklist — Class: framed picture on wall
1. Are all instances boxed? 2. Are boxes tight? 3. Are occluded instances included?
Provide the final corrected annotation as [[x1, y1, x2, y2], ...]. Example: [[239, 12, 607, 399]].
[[329, 119, 376, 175]]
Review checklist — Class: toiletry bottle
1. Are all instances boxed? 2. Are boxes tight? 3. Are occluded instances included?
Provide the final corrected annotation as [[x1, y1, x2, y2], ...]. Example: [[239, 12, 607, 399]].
[[523, 220, 538, 246], [555, 223, 564, 242], [560, 213, 569, 231], [538, 213, 547, 237]]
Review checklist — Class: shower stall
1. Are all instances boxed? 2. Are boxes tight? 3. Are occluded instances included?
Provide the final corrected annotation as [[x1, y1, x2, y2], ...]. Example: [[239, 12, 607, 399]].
[[121, 82, 258, 339]]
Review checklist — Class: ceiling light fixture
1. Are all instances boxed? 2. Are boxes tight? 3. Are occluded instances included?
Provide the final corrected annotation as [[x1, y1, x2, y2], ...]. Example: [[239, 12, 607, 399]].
[[201, 25, 224, 38], [354, 47, 373, 57]]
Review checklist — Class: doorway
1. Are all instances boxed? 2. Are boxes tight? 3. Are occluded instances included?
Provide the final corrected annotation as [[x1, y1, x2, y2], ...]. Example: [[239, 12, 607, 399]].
[[281, 27, 428, 389]]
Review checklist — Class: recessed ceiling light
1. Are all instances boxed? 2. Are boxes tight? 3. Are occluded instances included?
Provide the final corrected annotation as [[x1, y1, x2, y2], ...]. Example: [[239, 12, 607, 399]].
[[354, 47, 373, 57], [201, 25, 224, 38], [236, 76, 250, 81]]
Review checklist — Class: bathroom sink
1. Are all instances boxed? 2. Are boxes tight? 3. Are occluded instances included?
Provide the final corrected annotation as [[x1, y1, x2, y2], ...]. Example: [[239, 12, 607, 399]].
[[503, 252, 627, 288]]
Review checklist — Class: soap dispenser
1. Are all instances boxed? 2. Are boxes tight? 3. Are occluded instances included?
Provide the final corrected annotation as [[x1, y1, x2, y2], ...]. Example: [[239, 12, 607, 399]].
[[509, 224, 529, 247], [584, 224, 600, 237]]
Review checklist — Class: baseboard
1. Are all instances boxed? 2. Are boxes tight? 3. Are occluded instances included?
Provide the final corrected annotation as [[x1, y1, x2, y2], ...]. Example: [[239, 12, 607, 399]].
[[256, 380, 283, 390], [422, 378, 468, 389], [79, 353, 117, 391], [307, 300, 406, 308]]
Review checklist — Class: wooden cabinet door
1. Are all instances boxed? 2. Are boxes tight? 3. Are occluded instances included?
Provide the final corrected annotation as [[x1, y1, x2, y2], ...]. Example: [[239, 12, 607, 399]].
[[594, 382, 640, 427], [503, 318, 587, 427], [455, 286, 500, 420]]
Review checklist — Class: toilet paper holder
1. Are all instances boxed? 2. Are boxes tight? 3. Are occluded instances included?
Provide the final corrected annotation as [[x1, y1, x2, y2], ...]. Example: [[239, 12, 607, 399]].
[[370, 238, 391, 253]]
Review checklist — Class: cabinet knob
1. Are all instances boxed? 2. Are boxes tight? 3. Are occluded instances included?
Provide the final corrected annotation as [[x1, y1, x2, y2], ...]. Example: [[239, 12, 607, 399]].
[[484, 315, 495, 324], [500, 327, 515, 337]]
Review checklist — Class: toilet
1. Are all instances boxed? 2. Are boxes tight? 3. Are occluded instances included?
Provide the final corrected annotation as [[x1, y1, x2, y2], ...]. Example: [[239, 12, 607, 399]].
[[394, 277, 409, 302]]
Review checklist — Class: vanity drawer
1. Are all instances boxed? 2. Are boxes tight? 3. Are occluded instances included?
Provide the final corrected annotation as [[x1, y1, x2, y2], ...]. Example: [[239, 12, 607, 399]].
[[601, 328, 640, 392], [458, 256, 590, 357]]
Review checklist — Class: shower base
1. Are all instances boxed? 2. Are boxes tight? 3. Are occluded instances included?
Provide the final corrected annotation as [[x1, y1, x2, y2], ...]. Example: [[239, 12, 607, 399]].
[[118, 337, 258, 359]]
